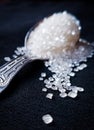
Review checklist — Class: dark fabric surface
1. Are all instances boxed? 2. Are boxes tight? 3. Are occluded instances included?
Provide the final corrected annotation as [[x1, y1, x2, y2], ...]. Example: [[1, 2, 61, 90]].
[[0, 1, 94, 130]]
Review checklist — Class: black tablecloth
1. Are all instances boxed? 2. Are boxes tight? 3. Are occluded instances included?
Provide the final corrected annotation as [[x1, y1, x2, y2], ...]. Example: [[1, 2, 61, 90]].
[[0, 1, 94, 130]]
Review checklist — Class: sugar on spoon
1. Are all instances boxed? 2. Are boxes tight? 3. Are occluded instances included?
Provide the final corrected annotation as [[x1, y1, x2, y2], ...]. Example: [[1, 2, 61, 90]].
[[0, 11, 91, 93]]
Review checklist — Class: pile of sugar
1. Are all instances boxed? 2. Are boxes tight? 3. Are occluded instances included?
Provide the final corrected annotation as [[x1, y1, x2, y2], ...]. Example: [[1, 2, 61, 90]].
[[26, 11, 81, 59]]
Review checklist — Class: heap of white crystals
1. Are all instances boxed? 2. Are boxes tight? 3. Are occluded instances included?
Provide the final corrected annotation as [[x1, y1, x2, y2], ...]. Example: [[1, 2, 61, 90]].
[[26, 11, 81, 59]]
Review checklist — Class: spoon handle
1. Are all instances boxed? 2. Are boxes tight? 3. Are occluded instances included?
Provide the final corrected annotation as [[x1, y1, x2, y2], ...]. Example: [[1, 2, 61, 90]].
[[0, 55, 29, 93]]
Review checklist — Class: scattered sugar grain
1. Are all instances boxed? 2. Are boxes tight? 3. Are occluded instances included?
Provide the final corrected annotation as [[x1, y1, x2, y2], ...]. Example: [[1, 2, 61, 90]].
[[39, 77, 43, 81], [72, 87, 78, 93], [42, 114, 53, 124], [76, 87, 84, 92], [42, 88, 47, 92], [77, 63, 87, 70], [41, 72, 46, 77], [51, 86, 58, 90], [59, 92, 67, 98], [66, 82, 71, 86], [58, 88, 66, 93], [49, 77, 54, 81], [4, 57, 11, 62], [46, 93, 53, 99], [73, 68, 79, 72], [68, 91, 77, 98], [69, 72, 75, 77], [13, 54, 17, 58], [14, 50, 21, 55]]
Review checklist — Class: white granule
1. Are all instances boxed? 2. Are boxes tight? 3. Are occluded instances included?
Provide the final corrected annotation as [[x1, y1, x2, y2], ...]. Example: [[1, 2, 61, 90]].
[[12, 54, 17, 58], [76, 63, 87, 70], [42, 88, 47, 92], [14, 50, 21, 55], [42, 114, 53, 124], [39, 77, 43, 81], [59, 92, 67, 98], [4, 57, 11, 62], [41, 72, 46, 77], [68, 91, 77, 98], [46, 93, 53, 99]]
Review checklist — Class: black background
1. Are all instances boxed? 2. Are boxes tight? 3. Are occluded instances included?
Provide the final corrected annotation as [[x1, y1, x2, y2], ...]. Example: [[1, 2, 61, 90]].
[[0, 1, 94, 130]]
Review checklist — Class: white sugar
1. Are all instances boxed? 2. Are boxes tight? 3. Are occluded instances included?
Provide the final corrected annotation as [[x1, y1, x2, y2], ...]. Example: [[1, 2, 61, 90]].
[[76, 87, 84, 92], [69, 72, 75, 77], [76, 63, 87, 71], [13, 54, 17, 58], [58, 88, 66, 93], [42, 114, 53, 124], [4, 57, 11, 62], [71, 87, 78, 93], [68, 91, 77, 98], [59, 92, 67, 98], [46, 93, 53, 99], [42, 88, 47, 92], [49, 77, 54, 81], [14, 50, 21, 55], [26, 11, 80, 59], [39, 77, 43, 81], [41, 72, 46, 77]]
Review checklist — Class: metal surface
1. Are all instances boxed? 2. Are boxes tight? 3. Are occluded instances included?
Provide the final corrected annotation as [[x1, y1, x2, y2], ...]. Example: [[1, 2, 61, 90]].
[[0, 55, 29, 93]]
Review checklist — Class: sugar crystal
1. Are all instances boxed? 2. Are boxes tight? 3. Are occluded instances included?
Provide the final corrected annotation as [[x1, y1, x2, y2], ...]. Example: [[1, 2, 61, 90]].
[[42, 114, 53, 124], [68, 91, 77, 98], [59, 92, 67, 98], [4, 57, 11, 62], [39, 77, 43, 81], [46, 93, 53, 99], [41, 72, 46, 77], [42, 88, 47, 92]]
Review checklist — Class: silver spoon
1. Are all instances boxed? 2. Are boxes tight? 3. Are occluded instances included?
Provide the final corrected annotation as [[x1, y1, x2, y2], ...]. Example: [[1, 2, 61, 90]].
[[0, 25, 40, 93]]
